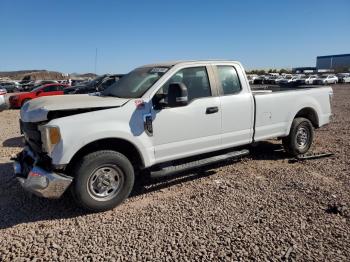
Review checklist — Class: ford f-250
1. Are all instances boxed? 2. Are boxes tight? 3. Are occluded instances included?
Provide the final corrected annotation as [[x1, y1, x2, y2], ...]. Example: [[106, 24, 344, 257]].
[[13, 60, 333, 212]]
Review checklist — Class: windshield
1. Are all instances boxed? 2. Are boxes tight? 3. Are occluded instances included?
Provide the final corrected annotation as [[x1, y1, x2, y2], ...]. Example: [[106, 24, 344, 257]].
[[102, 67, 169, 98], [31, 85, 44, 92]]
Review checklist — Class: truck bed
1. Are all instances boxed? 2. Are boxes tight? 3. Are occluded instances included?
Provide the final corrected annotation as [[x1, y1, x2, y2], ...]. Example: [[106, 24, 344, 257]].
[[251, 84, 328, 94], [251, 84, 332, 143]]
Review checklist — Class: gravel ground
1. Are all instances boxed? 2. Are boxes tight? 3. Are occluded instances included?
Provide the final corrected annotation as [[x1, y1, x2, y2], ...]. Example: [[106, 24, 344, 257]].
[[0, 85, 349, 261]]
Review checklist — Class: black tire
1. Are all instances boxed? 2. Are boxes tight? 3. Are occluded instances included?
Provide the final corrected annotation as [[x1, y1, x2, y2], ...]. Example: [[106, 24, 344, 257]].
[[21, 98, 31, 107], [71, 150, 135, 212], [282, 117, 314, 156]]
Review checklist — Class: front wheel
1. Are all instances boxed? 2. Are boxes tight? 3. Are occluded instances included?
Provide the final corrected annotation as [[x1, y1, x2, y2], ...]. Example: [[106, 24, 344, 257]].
[[71, 150, 135, 212], [282, 117, 314, 156]]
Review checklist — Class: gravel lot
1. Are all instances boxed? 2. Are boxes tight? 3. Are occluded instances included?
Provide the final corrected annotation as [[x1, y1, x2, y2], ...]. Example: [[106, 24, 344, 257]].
[[0, 85, 349, 261]]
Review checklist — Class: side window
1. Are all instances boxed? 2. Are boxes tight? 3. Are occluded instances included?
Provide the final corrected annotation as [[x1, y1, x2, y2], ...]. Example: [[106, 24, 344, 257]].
[[159, 67, 211, 103], [43, 85, 57, 92], [56, 85, 64, 91], [217, 66, 241, 95]]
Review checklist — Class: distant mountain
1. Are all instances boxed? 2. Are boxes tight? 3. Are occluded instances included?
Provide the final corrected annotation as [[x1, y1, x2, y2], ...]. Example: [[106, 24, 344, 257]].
[[0, 70, 98, 81]]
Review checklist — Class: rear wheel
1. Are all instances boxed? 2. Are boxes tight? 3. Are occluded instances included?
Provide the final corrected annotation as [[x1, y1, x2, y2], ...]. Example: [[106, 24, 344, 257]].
[[282, 117, 314, 156], [71, 150, 135, 212]]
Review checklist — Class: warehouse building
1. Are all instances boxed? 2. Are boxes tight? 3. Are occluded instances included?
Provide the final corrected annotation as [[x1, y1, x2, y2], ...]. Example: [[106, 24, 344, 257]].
[[316, 54, 350, 71], [292, 67, 317, 74]]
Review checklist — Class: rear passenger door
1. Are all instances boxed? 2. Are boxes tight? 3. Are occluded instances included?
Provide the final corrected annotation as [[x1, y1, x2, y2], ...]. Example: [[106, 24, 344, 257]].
[[213, 65, 254, 148], [152, 66, 222, 163]]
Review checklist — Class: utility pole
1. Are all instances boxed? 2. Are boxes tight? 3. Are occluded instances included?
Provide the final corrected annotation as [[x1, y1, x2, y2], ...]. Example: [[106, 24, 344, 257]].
[[94, 48, 98, 74]]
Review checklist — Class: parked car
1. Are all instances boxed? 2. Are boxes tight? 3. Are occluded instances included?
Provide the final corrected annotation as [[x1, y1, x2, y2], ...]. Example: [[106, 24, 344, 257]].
[[14, 60, 333, 212], [0, 82, 18, 93], [305, 75, 318, 85], [64, 74, 124, 94], [274, 76, 285, 84], [278, 75, 298, 84], [36, 80, 58, 85], [314, 75, 338, 85], [340, 76, 350, 83], [295, 75, 317, 85], [18, 81, 36, 91], [9, 83, 68, 108], [264, 75, 279, 84], [71, 79, 86, 86], [336, 73, 350, 83], [337, 73, 350, 83], [253, 75, 267, 84], [0, 88, 7, 111], [247, 75, 255, 84]]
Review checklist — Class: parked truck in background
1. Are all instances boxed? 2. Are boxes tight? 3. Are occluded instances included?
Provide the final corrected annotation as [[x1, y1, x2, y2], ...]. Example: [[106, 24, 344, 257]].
[[14, 60, 333, 212]]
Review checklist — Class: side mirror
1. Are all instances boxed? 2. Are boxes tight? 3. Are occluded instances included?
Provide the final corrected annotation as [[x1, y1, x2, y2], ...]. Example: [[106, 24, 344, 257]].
[[167, 82, 188, 107]]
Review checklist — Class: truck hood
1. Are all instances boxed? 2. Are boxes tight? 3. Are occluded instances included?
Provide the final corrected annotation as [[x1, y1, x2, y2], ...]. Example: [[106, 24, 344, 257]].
[[20, 94, 129, 122]]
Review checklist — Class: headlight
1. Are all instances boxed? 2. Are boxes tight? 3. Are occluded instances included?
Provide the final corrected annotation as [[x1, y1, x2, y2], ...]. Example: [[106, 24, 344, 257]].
[[40, 126, 61, 154]]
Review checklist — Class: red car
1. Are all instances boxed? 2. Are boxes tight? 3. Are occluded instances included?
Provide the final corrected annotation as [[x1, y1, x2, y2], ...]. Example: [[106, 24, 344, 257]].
[[9, 83, 68, 108]]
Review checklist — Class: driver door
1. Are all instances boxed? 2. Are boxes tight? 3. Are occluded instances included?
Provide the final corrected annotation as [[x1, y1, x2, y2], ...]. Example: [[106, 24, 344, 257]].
[[39, 85, 60, 97], [152, 66, 221, 163]]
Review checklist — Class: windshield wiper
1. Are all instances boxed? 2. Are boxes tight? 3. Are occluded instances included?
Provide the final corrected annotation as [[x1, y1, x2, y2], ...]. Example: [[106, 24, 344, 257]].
[[102, 92, 119, 98]]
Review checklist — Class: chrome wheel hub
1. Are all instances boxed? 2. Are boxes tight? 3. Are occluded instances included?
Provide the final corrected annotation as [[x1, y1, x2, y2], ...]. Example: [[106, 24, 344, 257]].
[[296, 127, 309, 149], [88, 165, 124, 201]]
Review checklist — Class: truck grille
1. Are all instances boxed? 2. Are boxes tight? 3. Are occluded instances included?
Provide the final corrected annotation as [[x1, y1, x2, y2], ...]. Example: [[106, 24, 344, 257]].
[[20, 120, 42, 153]]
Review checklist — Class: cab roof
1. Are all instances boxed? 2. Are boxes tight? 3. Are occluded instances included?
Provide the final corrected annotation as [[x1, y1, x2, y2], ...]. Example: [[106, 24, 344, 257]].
[[140, 60, 240, 68]]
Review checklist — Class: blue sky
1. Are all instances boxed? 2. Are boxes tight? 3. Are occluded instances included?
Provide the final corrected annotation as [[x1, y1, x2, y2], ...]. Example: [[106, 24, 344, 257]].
[[1, 0, 349, 74]]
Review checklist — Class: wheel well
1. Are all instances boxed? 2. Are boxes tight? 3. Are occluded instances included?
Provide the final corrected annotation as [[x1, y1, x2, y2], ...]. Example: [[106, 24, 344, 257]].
[[295, 107, 319, 128], [67, 138, 144, 173]]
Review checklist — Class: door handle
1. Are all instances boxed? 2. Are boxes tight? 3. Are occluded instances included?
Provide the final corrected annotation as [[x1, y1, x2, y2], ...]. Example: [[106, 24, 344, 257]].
[[206, 106, 219, 114]]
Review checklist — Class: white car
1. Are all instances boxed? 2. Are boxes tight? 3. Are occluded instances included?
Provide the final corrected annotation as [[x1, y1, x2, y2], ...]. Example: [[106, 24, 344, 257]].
[[337, 73, 350, 83], [304, 75, 318, 85], [0, 88, 7, 111], [278, 75, 299, 84], [315, 75, 338, 85], [14, 60, 333, 211], [341, 76, 350, 83]]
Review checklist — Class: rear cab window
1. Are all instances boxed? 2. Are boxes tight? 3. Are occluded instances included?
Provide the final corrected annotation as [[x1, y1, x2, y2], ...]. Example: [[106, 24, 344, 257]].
[[216, 66, 242, 95]]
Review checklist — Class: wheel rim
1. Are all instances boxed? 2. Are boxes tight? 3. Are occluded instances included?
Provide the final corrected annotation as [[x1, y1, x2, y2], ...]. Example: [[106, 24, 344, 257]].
[[296, 126, 309, 150], [87, 165, 124, 201]]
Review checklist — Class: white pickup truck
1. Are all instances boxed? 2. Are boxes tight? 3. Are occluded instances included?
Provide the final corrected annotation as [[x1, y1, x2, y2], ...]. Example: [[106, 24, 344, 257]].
[[14, 60, 333, 211]]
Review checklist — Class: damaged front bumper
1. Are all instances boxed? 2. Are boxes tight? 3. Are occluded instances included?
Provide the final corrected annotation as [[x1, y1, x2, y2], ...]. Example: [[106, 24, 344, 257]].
[[13, 147, 73, 199]]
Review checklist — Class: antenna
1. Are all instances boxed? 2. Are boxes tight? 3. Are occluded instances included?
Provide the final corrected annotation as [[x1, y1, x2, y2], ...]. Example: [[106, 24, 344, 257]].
[[94, 48, 98, 75]]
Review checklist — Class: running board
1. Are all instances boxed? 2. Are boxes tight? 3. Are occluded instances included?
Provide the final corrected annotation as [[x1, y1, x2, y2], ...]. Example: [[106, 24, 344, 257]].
[[150, 149, 249, 178]]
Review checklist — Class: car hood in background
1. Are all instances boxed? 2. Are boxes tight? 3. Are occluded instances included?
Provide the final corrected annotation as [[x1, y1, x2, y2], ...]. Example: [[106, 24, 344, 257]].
[[20, 94, 129, 122]]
